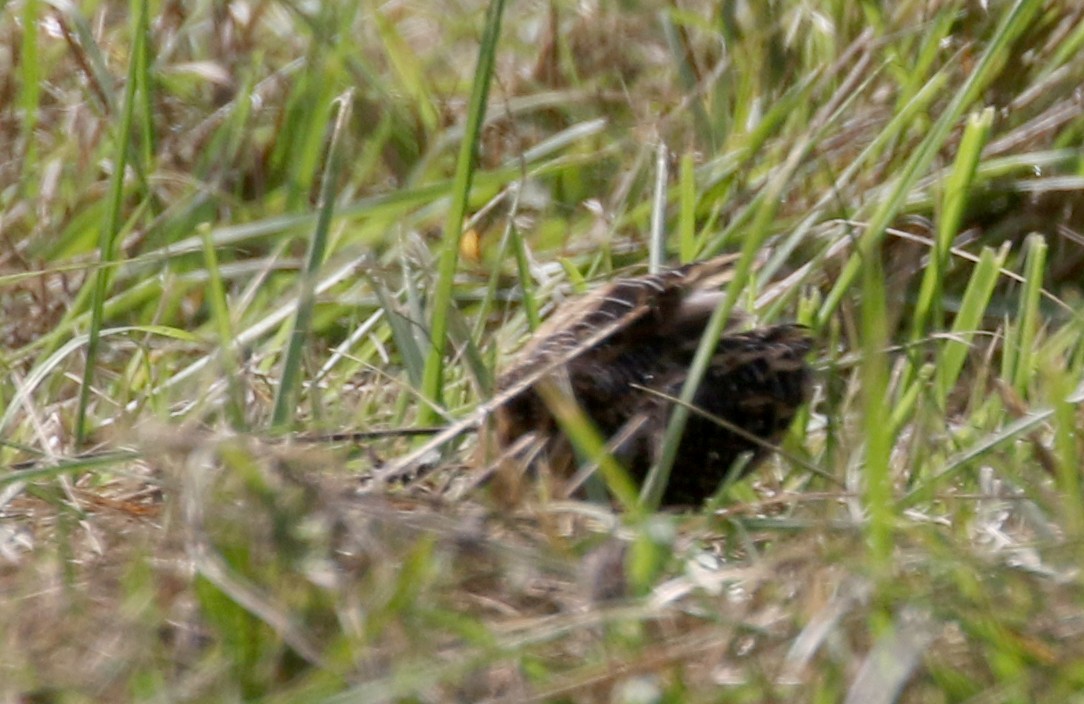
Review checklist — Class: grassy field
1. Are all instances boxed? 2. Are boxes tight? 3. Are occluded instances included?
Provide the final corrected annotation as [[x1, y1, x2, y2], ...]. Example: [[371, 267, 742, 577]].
[[2, 0, 1084, 701]]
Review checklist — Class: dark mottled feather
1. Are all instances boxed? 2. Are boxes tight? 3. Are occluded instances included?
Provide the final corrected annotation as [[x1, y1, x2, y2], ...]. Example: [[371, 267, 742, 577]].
[[493, 255, 812, 507]]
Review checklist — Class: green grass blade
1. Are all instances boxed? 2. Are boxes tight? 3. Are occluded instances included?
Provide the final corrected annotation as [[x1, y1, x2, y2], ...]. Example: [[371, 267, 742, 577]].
[[18, 0, 41, 196], [559, 258, 587, 293], [649, 141, 668, 273], [1045, 353, 1084, 537], [511, 222, 541, 332], [373, 9, 439, 134], [911, 107, 995, 339], [200, 225, 246, 429], [1007, 233, 1047, 393], [75, 0, 148, 445], [271, 91, 353, 430], [860, 250, 892, 568], [417, 0, 507, 428], [133, 1, 155, 171], [935, 245, 1007, 403], [533, 380, 641, 515], [678, 152, 697, 263]]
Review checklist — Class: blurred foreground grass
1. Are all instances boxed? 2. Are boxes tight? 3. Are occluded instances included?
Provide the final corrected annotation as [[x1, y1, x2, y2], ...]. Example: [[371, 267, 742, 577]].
[[2, 0, 1084, 701]]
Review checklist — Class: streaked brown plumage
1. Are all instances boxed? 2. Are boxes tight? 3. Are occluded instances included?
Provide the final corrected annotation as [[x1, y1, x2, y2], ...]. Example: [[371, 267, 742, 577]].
[[492, 255, 812, 506]]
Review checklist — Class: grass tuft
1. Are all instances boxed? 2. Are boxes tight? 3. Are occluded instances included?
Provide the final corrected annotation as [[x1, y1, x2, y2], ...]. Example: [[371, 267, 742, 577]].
[[2, 1, 1084, 701]]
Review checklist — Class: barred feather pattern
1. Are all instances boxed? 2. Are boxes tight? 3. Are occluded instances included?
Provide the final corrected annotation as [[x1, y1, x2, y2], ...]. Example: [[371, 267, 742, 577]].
[[492, 255, 813, 507]]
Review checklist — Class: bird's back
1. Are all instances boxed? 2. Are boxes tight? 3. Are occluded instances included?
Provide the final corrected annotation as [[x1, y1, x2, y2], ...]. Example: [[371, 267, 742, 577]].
[[490, 255, 812, 506]]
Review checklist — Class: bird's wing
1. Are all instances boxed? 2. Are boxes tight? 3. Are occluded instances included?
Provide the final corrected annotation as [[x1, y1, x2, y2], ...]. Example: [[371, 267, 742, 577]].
[[499, 252, 749, 389]]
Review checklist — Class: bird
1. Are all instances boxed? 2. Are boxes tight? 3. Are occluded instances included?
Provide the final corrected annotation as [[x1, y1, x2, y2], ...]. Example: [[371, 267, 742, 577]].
[[489, 254, 813, 507]]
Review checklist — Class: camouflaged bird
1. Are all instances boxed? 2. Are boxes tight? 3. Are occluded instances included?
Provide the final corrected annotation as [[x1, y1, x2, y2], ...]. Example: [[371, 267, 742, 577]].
[[491, 254, 812, 506]]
